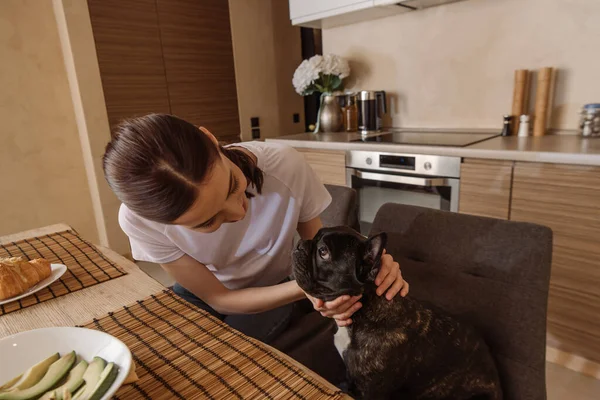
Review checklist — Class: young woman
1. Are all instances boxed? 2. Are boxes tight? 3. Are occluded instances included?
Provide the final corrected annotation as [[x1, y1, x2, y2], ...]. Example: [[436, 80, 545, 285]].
[[102, 113, 408, 383]]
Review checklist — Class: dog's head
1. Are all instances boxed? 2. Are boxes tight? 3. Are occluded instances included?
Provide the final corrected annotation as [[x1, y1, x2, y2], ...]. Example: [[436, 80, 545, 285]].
[[292, 226, 387, 301]]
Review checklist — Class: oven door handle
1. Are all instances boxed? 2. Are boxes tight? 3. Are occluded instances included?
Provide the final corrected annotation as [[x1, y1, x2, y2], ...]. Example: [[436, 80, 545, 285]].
[[351, 170, 449, 187]]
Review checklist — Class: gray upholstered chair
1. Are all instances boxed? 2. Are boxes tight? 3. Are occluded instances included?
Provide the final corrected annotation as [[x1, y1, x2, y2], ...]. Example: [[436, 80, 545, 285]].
[[321, 184, 360, 230], [370, 203, 553, 400]]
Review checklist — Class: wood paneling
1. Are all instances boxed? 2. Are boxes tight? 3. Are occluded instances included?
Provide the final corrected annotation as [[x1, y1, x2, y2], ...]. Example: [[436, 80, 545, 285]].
[[458, 159, 513, 220], [157, 0, 240, 142], [296, 148, 346, 186], [87, 0, 171, 130], [511, 162, 600, 363]]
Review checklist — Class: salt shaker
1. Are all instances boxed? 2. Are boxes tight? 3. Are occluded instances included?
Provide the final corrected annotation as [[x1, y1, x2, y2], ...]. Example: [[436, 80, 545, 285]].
[[517, 115, 530, 137]]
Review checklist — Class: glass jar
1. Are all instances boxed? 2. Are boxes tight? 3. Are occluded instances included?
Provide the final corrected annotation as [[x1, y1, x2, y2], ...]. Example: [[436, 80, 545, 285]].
[[344, 93, 358, 132]]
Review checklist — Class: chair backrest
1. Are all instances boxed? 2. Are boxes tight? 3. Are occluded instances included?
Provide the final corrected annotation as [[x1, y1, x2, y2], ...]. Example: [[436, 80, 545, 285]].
[[320, 185, 359, 231], [370, 203, 552, 400]]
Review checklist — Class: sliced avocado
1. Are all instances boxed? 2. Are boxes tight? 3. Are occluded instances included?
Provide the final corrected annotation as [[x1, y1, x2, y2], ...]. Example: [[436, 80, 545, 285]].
[[4, 353, 60, 391], [0, 375, 22, 392], [39, 360, 88, 400], [70, 385, 85, 400], [72, 357, 106, 400], [0, 351, 76, 400], [87, 363, 119, 400]]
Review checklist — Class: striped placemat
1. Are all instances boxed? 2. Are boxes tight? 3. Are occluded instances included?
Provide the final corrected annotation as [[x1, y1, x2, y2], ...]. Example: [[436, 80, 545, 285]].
[[0, 229, 127, 315], [83, 289, 345, 400]]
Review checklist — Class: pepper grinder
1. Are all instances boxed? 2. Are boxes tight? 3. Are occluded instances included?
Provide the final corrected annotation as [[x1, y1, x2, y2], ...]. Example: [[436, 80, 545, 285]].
[[501, 115, 513, 137]]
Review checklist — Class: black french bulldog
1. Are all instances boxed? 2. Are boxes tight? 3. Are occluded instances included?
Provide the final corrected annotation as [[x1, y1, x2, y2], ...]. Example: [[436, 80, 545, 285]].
[[293, 226, 502, 400]]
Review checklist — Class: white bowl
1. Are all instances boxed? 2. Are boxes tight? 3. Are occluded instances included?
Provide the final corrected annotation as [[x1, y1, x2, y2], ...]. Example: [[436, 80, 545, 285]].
[[0, 327, 132, 400]]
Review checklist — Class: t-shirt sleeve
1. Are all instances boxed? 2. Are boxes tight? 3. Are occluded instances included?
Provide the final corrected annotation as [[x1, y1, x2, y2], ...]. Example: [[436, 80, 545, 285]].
[[118, 206, 184, 264], [290, 149, 332, 223]]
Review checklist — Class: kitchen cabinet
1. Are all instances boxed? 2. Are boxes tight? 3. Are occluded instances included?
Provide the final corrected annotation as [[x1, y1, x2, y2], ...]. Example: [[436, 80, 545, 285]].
[[290, 0, 369, 20], [296, 149, 347, 186], [156, 0, 240, 143], [289, 0, 409, 28], [289, 0, 466, 29], [510, 162, 600, 364], [88, 0, 240, 142], [458, 159, 513, 220], [87, 0, 171, 130]]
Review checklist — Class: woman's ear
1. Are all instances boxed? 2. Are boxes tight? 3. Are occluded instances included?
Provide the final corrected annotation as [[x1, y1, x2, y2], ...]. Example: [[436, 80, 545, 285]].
[[199, 126, 219, 146]]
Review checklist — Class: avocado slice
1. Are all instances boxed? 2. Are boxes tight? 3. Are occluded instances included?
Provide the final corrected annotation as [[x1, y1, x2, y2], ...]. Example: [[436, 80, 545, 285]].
[[70, 386, 85, 400], [39, 360, 88, 400], [0, 376, 22, 392], [0, 352, 76, 400], [87, 363, 119, 400], [2, 353, 60, 391], [71, 357, 106, 400]]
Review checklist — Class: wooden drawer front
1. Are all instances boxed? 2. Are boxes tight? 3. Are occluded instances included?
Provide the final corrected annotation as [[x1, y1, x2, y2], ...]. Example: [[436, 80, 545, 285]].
[[296, 149, 346, 186], [511, 162, 600, 363], [458, 159, 513, 220]]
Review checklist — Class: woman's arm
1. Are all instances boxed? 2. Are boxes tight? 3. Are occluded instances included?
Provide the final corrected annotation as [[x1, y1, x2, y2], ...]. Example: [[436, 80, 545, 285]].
[[296, 216, 323, 240], [162, 255, 305, 315]]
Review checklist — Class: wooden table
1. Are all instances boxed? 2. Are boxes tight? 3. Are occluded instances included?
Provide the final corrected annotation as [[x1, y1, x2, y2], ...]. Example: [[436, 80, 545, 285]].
[[0, 224, 164, 338], [0, 224, 347, 399]]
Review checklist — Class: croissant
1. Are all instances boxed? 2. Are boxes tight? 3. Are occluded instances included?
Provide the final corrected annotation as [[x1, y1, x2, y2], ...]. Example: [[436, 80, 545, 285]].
[[0, 257, 52, 300]]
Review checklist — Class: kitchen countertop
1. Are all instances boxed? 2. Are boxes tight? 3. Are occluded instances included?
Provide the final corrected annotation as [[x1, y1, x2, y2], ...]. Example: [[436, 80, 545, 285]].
[[266, 131, 600, 166]]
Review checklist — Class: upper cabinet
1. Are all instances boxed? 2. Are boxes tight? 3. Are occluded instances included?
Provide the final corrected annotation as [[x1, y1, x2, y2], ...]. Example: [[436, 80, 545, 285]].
[[289, 0, 467, 29]]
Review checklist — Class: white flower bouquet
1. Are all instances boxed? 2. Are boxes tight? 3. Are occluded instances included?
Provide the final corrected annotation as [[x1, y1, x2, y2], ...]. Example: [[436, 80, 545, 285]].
[[293, 54, 350, 95], [293, 54, 350, 133]]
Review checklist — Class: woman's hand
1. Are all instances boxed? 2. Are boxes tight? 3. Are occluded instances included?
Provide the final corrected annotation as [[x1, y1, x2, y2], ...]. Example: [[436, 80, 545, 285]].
[[375, 250, 409, 300], [305, 293, 362, 327]]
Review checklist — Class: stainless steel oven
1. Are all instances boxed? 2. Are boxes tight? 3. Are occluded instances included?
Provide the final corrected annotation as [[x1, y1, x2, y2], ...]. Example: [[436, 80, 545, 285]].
[[346, 150, 461, 234]]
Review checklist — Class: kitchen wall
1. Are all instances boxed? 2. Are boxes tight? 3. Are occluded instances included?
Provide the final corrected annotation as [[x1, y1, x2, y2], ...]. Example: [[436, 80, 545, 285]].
[[322, 0, 599, 131], [0, 0, 129, 254], [57, 0, 129, 255], [0, 0, 98, 241], [229, 0, 306, 140]]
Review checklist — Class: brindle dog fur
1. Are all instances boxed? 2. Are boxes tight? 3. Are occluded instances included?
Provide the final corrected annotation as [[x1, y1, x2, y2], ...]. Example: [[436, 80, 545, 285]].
[[293, 226, 502, 400]]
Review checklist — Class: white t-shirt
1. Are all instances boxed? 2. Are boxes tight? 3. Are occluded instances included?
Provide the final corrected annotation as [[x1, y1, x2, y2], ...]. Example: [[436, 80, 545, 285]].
[[119, 141, 332, 290]]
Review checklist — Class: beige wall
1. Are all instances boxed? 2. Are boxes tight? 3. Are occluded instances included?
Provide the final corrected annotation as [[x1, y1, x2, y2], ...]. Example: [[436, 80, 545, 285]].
[[323, 0, 600, 130], [55, 0, 130, 254], [0, 0, 129, 254], [0, 0, 98, 241], [229, 0, 305, 140]]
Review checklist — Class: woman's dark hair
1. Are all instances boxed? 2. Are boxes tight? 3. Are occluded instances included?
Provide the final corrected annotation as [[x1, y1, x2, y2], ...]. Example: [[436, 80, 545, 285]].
[[102, 114, 263, 223]]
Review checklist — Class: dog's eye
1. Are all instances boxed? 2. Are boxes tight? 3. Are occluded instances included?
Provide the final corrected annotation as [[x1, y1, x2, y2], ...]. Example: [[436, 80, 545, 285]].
[[318, 247, 330, 260]]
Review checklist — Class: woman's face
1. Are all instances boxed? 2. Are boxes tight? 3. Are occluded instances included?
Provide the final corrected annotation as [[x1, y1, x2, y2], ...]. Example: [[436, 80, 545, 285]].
[[173, 129, 249, 233]]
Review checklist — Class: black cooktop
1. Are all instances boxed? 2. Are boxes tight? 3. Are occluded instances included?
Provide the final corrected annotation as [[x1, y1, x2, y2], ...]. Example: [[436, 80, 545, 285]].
[[352, 131, 499, 147]]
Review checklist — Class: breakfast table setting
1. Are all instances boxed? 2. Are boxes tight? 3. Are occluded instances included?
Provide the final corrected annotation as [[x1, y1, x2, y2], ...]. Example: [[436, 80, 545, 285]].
[[0, 223, 348, 400]]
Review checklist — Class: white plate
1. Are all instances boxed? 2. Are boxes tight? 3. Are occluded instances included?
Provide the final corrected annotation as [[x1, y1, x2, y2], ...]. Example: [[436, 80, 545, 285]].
[[0, 264, 67, 305], [0, 327, 132, 400]]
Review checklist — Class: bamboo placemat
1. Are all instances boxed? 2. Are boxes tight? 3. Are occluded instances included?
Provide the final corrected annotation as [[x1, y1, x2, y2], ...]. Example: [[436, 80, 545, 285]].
[[83, 289, 345, 400], [0, 229, 127, 315]]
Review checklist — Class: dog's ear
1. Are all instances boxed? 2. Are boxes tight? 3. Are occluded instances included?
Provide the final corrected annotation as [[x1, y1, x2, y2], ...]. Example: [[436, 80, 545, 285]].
[[364, 232, 387, 265], [359, 233, 387, 282]]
